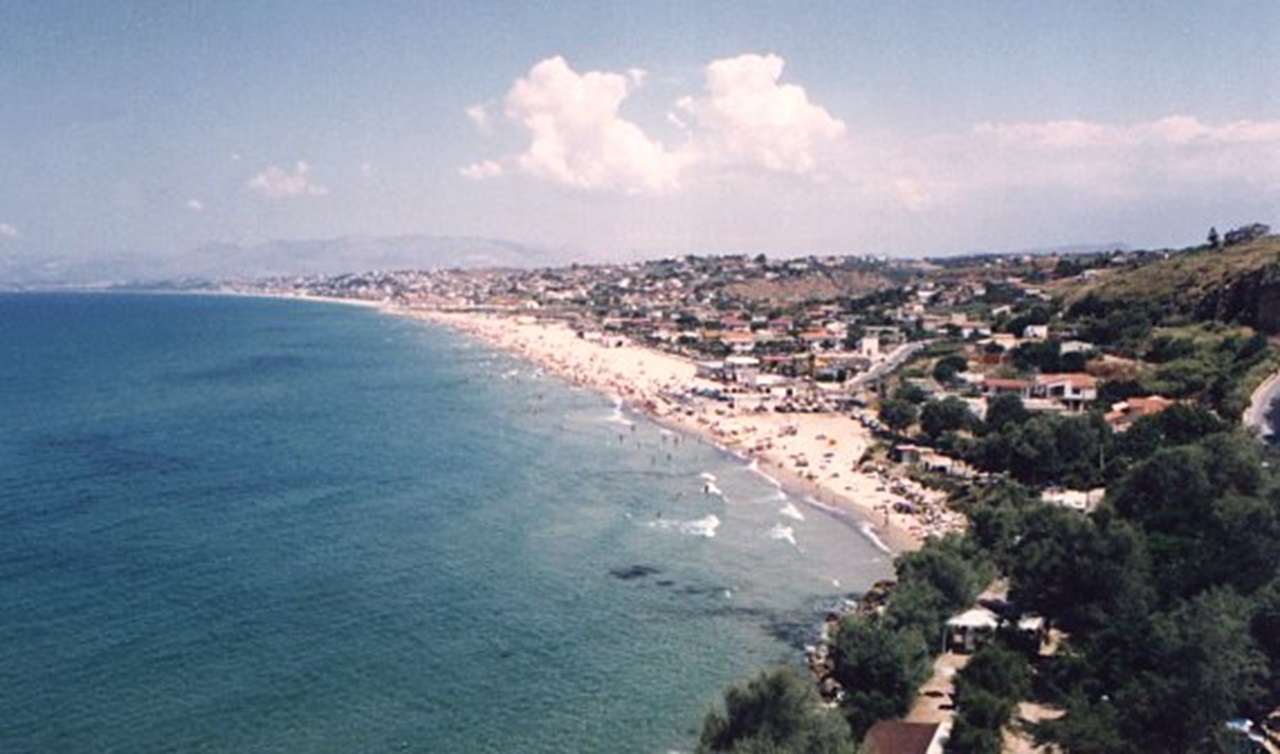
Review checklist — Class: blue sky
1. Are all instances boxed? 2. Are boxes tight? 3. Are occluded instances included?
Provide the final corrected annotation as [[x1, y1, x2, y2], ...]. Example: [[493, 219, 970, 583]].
[[3, 1, 1280, 271]]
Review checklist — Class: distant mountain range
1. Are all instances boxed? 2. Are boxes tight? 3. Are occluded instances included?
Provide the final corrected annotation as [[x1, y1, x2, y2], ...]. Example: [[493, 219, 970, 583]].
[[0, 235, 554, 288]]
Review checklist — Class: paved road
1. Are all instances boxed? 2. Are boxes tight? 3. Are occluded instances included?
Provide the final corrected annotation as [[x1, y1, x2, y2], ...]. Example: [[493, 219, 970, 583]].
[[1243, 370, 1280, 442], [848, 341, 928, 390]]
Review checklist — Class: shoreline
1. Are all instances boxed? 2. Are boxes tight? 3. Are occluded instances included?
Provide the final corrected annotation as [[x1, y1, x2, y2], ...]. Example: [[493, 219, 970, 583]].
[[398, 307, 950, 555]]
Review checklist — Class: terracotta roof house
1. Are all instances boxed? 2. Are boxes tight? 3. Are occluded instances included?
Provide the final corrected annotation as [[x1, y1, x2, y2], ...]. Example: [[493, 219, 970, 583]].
[[863, 720, 947, 754], [1105, 394, 1179, 431], [1033, 372, 1099, 412], [982, 377, 1033, 398]]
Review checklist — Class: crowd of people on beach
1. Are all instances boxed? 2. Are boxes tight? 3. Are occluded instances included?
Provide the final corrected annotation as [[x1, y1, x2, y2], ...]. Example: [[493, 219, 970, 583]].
[[409, 310, 967, 552]]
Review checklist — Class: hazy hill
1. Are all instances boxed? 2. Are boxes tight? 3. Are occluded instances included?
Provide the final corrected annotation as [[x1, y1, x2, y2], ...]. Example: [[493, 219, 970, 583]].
[[0, 235, 551, 288]]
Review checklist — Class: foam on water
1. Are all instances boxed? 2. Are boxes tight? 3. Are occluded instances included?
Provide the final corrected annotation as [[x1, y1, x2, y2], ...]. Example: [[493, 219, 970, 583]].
[[779, 501, 806, 521], [649, 513, 722, 538], [767, 523, 798, 547]]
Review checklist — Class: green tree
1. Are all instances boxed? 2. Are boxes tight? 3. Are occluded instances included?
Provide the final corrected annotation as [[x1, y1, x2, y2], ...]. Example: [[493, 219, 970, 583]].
[[945, 635, 1034, 754], [1251, 577, 1280, 701], [932, 354, 968, 384], [833, 618, 929, 739], [697, 666, 856, 754], [982, 392, 1029, 434], [1112, 589, 1266, 753], [1011, 339, 1063, 373], [1006, 505, 1152, 633], [878, 398, 918, 435], [888, 537, 989, 644], [894, 382, 929, 404], [920, 397, 978, 441]]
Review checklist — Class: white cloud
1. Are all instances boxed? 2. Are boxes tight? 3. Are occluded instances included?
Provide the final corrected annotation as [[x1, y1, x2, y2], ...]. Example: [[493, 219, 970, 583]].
[[246, 161, 329, 199], [185, 199, 205, 212], [467, 54, 1279, 229], [0, 222, 19, 240], [500, 56, 684, 195], [466, 104, 492, 132], [962, 115, 1280, 196], [468, 53, 849, 195], [460, 160, 503, 180], [676, 53, 847, 176], [975, 115, 1280, 151]]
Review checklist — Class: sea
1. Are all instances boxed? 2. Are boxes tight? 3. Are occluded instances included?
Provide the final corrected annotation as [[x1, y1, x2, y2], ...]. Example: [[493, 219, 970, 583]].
[[0, 292, 893, 753]]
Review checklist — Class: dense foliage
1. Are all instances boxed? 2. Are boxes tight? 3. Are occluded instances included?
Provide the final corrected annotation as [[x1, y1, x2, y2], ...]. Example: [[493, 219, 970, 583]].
[[703, 417, 1280, 752], [976, 428, 1280, 753], [696, 666, 857, 754], [700, 239, 1280, 753]]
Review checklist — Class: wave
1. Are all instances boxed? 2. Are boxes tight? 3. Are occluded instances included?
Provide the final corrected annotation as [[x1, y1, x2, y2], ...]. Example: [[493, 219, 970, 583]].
[[606, 397, 634, 426], [649, 513, 722, 538], [858, 521, 893, 554], [747, 458, 784, 490], [699, 471, 717, 482], [797, 495, 891, 554], [767, 523, 797, 547], [779, 502, 805, 521], [684, 514, 722, 538]]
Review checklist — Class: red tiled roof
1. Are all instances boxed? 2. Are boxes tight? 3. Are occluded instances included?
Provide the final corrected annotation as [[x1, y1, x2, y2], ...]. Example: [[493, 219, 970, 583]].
[[984, 378, 1031, 390], [864, 720, 941, 754]]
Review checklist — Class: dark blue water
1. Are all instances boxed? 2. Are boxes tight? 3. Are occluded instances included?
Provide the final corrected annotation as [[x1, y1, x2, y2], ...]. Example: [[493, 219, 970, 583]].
[[0, 293, 891, 753]]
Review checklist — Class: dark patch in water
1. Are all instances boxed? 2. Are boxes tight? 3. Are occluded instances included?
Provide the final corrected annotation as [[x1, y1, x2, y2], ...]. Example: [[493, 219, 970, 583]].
[[609, 564, 662, 581], [655, 579, 676, 587], [678, 584, 732, 597]]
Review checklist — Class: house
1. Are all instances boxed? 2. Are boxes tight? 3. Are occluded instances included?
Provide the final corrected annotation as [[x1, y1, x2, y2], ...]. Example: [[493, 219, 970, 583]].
[[1042, 487, 1106, 512], [720, 331, 757, 354], [1104, 394, 1179, 431], [982, 377, 1032, 399], [1033, 373, 1098, 412], [695, 360, 727, 381], [798, 329, 838, 352], [1022, 323, 1050, 339], [863, 720, 948, 754], [723, 355, 761, 384], [893, 444, 927, 465]]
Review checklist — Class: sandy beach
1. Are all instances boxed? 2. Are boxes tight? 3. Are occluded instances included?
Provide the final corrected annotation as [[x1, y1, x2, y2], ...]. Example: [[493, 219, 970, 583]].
[[403, 309, 964, 553]]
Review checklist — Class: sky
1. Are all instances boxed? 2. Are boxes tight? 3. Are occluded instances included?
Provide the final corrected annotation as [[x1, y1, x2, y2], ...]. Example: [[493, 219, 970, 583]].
[[3, 1, 1280, 274]]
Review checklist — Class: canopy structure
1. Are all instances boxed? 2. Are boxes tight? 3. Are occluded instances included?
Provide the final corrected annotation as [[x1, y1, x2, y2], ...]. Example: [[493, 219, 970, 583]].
[[945, 607, 999, 653]]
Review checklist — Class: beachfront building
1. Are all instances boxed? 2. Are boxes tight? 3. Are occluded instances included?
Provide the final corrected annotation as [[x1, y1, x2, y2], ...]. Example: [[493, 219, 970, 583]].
[[945, 607, 1000, 654], [863, 720, 948, 754]]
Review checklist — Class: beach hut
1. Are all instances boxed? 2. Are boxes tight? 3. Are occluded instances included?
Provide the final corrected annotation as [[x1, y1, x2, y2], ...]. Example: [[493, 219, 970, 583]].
[[945, 607, 1000, 654]]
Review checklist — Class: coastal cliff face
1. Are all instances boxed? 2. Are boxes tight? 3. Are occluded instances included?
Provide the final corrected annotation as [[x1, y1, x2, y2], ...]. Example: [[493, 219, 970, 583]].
[[1196, 261, 1280, 334]]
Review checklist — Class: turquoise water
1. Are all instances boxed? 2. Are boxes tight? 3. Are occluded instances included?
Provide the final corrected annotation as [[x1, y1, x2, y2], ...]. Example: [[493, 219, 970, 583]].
[[0, 293, 892, 753]]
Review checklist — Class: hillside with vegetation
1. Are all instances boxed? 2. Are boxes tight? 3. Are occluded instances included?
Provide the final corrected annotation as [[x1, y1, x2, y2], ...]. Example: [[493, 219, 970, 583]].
[[1060, 225, 1280, 334], [691, 232, 1280, 754]]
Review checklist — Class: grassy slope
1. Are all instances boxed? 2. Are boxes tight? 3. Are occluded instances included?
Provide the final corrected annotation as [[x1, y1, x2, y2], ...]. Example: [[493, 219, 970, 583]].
[[1058, 236, 1280, 326]]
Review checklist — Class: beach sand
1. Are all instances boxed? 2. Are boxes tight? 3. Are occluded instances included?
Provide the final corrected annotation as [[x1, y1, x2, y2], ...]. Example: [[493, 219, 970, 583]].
[[402, 310, 963, 553]]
